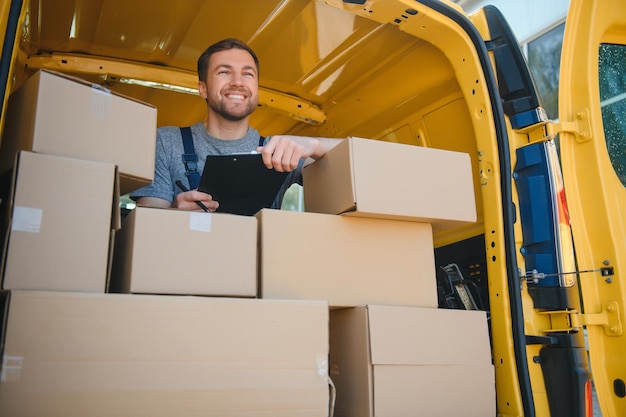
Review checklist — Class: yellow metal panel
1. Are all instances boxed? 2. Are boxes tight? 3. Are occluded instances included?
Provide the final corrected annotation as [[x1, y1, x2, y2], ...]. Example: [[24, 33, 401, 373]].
[[559, 0, 626, 416]]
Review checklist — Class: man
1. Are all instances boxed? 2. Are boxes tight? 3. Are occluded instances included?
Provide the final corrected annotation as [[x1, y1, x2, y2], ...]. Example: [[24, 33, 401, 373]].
[[131, 38, 341, 212]]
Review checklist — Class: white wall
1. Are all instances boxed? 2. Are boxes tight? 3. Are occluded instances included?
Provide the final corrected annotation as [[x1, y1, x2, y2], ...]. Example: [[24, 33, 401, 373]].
[[454, 0, 570, 43]]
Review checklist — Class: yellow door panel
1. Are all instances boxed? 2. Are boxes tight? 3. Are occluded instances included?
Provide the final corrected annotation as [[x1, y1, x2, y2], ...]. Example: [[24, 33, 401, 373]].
[[559, 0, 626, 416]]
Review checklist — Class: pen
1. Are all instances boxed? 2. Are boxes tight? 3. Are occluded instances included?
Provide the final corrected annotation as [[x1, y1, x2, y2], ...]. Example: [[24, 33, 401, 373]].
[[175, 180, 211, 213]]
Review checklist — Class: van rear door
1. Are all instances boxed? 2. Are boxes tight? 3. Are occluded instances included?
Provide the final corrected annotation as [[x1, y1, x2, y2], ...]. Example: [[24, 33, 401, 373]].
[[558, 0, 626, 415]]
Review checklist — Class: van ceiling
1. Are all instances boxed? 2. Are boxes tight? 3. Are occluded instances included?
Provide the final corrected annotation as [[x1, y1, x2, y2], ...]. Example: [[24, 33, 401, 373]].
[[16, 0, 459, 140]]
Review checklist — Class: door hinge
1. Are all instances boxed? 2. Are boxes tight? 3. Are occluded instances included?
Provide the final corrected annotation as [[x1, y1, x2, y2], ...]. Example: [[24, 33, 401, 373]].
[[538, 302, 622, 336], [547, 108, 593, 143]]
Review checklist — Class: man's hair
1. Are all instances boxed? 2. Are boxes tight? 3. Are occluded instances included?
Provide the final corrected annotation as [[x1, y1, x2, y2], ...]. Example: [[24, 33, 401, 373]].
[[197, 38, 259, 82]]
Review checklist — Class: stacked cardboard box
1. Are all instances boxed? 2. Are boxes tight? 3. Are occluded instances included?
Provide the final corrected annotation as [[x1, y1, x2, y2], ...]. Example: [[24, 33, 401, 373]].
[[0, 69, 158, 293], [0, 70, 331, 416], [0, 69, 157, 195], [0, 291, 330, 417], [302, 137, 477, 231], [330, 305, 495, 417], [109, 206, 258, 297], [256, 136, 478, 309], [256, 208, 438, 308], [0, 69, 492, 415], [255, 137, 493, 416], [0, 151, 119, 292]]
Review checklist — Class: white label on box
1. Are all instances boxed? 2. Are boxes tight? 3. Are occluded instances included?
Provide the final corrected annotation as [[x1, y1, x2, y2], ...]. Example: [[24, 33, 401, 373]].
[[189, 212, 212, 232], [1, 356, 23, 382], [11, 206, 43, 233], [91, 85, 112, 120], [317, 353, 329, 381]]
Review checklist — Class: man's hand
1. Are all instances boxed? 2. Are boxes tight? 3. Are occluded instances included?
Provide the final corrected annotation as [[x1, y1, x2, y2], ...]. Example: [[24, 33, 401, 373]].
[[257, 135, 343, 172], [257, 135, 318, 172], [172, 189, 219, 212]]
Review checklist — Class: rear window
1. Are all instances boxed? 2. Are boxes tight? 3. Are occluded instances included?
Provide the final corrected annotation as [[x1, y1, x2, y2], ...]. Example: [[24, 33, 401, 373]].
[[599, 43, 626, 186]]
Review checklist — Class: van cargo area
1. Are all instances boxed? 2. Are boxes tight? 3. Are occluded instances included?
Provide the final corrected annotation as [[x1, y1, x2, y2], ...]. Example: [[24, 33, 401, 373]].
[[0, 1, 624, 416]]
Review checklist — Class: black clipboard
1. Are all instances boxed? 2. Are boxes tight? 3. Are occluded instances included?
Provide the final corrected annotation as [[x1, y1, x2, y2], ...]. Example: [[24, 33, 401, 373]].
[[197, 153, 289, 216]]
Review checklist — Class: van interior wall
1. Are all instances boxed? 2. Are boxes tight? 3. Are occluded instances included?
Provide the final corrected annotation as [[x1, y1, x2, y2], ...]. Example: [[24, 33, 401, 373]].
[[287, 43, 483, 248], [4, 0, 490, 318], [8, 0, 484, 251]]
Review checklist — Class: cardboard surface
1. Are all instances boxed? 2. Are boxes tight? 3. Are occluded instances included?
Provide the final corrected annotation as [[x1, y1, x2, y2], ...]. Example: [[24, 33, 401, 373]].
[[0, 291, 330, 416], [329, 305, 495, 417], [110, 206, 257, 296], [0, 70, 157, 195], [366, 304, 492, 365], [373, 365, 496, 417], [256, 209, 438, 308], [303, 137, 477, 231], [1, 151, 118, 292]]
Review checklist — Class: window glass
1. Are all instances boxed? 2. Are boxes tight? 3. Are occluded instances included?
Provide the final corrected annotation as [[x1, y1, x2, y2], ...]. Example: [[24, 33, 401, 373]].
[[281, 183, 304, 211], [527, 24, 565, 120], [599, 43, 626, 187]]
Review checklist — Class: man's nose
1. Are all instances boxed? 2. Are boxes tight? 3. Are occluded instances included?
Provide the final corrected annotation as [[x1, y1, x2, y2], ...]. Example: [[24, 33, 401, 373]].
[[230, 72, 244, 86]]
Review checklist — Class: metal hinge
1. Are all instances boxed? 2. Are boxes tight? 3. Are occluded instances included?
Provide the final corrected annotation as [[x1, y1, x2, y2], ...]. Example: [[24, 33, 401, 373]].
[[514, 108, 591, 144], [538, 302, 622, 336], [547, 108, 593, 143]]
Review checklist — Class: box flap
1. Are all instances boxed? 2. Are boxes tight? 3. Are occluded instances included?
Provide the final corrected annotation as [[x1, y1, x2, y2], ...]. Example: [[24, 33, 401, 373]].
[[0, 290, 10, 381], [367, 305, 491, 366], [119, 172, 152, 197], [109, 207, 133, 293], [112, 166, 121, 231], [329, 306, 374, 417], [0, 153, 20, 286], [0, 73, 39, 175]]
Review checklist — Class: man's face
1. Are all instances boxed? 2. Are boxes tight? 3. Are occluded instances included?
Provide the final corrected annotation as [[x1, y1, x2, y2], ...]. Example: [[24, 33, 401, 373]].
[[198, 48, 259, 121]]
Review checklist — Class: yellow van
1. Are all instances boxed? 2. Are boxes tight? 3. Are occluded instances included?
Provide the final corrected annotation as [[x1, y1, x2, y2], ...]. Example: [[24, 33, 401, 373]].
[[0, 0, 624, 416]]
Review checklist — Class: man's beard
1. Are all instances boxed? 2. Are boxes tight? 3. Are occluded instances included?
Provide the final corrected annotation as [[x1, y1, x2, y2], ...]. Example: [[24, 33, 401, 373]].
[[208, 97, 256, 121]]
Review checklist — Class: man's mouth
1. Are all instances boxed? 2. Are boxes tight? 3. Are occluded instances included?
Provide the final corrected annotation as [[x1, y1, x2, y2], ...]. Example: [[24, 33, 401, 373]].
[[225, 92, 246, 100]]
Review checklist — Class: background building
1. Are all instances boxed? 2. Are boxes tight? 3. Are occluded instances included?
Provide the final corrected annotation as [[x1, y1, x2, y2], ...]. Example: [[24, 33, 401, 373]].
[[455, 0, 570, 120]]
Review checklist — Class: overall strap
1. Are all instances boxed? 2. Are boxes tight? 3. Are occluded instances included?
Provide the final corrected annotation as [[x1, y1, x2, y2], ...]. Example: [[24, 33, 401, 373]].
[[258, 136, 266, 147], [180, 126, 200, 190]]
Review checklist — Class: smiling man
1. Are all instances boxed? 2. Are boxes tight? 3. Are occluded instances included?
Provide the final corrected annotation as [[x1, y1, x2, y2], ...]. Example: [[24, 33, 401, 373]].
[[131, 38, 341, 212]]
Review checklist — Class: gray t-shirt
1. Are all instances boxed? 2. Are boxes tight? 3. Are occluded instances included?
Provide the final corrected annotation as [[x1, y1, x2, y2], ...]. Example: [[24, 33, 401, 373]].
[[131, 122, 303, 209]]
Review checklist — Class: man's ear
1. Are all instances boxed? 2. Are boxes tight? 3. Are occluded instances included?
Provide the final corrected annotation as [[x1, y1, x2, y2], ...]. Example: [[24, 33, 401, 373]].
[[197, 81, 207, 99]]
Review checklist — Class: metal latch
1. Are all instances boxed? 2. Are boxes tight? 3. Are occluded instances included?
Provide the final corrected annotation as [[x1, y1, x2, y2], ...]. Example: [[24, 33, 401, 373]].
[[538, 302, 622, 336], [547, 108, 593, 143], [521, 267, 614, 284]]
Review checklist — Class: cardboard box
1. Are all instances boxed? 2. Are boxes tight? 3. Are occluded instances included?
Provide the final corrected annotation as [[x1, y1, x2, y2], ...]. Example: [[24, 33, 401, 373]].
[[110, 206, 257, 297], [0, 291, 330, 417], [302, 137, 477, 231], [257, 209, 437, 308], [1, 151, 119, 292], [329, 305, 495, 417], [0, 69, 157, 195]]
